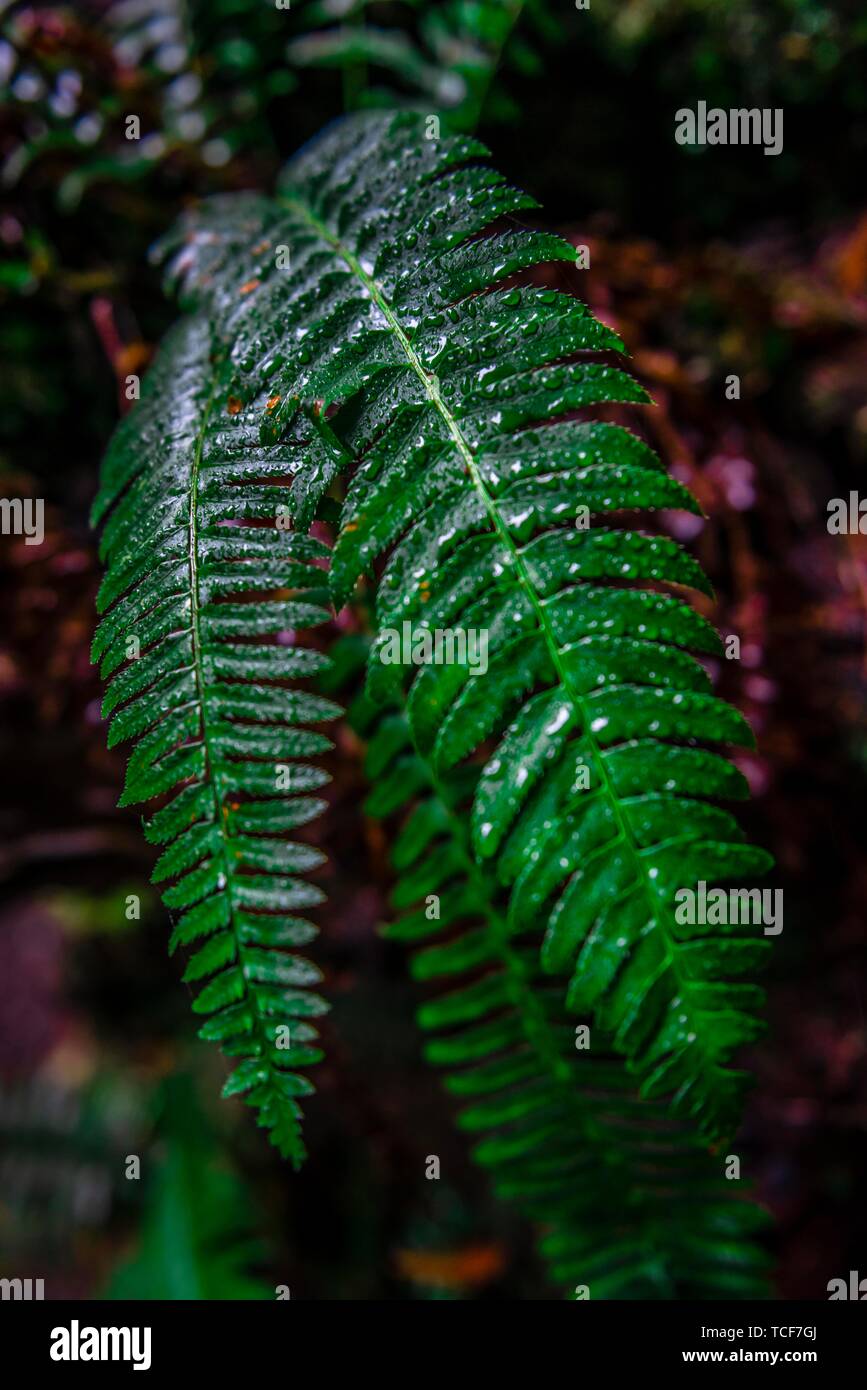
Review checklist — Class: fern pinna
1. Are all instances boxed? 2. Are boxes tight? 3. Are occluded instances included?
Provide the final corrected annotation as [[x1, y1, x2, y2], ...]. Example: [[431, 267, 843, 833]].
[[91, 314, 340, 1167], [158, 110, 772, 1145], [336, 643, 768, 1299]]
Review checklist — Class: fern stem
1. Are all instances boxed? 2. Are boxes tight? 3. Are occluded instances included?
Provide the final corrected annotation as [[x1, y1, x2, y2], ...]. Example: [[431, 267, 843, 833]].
[[420, 735, 573, 1092], [184, 363, 302, 1157]]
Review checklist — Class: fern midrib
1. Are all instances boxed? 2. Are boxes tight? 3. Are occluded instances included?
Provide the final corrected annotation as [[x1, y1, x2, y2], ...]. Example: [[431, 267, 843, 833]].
[[186, 364, 289, 1118], [282, 195, 719, 1099], [417, 733, 574, 1091], [399, 715, 677, 1297]]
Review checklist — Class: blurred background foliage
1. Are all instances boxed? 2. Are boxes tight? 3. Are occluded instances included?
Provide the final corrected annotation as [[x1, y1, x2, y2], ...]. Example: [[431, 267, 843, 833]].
[[1, 0, 866, 1299]]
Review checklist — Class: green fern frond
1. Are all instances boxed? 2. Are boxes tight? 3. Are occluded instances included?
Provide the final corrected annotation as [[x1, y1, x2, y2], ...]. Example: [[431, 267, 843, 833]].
[[92, 314, 340, 1168], [156, 110, 772, 1143], [343, 653, 769, 1299]]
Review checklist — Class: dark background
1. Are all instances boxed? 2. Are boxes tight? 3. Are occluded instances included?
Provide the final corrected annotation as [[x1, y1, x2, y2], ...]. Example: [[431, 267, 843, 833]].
[[1, 0, 866, 1299]]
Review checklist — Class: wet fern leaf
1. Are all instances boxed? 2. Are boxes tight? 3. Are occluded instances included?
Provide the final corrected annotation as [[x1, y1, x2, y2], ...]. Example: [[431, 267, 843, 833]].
[[349, 667, 770, 1299], [155, 110, 772, 1142], [91, 314, 340, 1168]]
